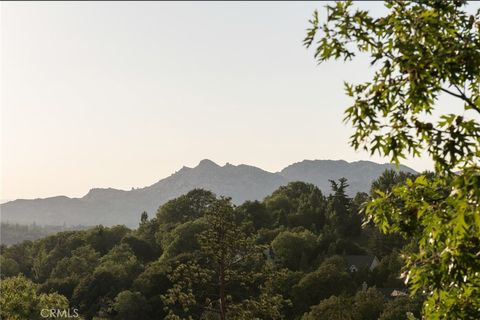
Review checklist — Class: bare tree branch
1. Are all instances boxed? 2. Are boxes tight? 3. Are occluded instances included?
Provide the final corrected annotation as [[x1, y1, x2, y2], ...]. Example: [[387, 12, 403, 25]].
[[440, 86, 480, 114]]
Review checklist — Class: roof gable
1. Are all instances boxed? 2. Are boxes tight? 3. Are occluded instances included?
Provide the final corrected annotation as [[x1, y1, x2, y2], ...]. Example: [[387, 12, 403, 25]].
[[344, 255, 377, 269]]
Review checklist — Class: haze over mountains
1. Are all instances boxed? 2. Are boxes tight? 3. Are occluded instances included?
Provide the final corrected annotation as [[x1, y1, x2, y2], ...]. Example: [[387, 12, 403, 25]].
[[1, 159, 416, 227]]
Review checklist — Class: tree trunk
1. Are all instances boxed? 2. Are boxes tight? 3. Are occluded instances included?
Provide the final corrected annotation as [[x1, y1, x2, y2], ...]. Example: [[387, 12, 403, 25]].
[[219, 262, 226, 320]]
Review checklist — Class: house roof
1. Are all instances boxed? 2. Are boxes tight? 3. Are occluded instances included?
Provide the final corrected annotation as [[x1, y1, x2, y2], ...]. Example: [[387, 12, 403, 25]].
[[378, 288, 408, 297], [344, 255, 377, 268]]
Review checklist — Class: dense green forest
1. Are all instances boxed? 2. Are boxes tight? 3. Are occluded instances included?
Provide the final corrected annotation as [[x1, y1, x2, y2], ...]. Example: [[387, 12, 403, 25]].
[[1, 170, 424, 319]]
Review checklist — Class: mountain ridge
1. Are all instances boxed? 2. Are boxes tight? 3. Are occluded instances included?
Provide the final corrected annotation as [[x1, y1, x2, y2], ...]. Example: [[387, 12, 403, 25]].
[[1, 159, 417, 227]]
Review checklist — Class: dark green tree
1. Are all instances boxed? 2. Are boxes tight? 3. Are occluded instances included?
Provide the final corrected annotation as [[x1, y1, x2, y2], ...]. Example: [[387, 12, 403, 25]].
[[372, 250, 405, 288], [41, 245, 100, 298], [236, 200, 275, 230], [0, 256, 20, 278], [353, 287, 386, 320], [326, 178, 361, 237], [379, 296, 422, 320], [370, 170, 416, 196], [112, 290, 150, 320], [94, 243, 143, 288], [0, 242, 33, 278], [156, 189, 217, 230], [302, 295, 356, 320], [85, 225, 130, 255], [159, 219, 207, 262], [140, 211, 149, 225], [121, 234, 156, 262], [271, 229, 318, 271], [265, 182, 327, 230], [71, 243, 143, 318], [72, 270, 117, 319], [132, 259, 176, 319], [292, 256, 352, 314]]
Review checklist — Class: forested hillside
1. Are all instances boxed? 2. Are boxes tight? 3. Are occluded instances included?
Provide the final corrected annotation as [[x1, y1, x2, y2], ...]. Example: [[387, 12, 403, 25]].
[[1, 170, 424, 320], [0, 223, 90, 246]]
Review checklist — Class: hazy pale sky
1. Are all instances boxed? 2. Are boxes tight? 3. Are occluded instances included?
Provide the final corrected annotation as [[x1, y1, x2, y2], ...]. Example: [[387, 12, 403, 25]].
[[2, 2, 472, 201]]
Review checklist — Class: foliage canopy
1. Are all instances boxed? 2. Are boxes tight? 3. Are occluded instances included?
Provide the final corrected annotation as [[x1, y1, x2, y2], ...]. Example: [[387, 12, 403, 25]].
[[304, 1, 480, 318]]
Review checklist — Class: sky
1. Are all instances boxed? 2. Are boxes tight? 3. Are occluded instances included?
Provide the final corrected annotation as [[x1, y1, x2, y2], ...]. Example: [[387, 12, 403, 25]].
[[0, 2, 473, 201]]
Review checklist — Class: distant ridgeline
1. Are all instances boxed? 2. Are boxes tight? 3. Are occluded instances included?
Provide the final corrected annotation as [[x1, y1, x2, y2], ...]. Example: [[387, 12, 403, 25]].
[[0, 159, 416, 228], [0, 223, 91, 246]]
